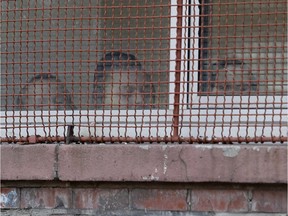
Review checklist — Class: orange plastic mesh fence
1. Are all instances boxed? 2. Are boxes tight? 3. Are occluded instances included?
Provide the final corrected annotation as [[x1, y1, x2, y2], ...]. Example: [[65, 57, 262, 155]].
[[1, 0, 287, 144]]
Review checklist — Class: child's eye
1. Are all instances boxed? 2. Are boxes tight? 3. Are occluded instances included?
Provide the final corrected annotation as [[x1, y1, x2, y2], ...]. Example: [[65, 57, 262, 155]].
[[235, 84, 249, 91], [218, 85, 225, 91], [126, 86, 136, 93]]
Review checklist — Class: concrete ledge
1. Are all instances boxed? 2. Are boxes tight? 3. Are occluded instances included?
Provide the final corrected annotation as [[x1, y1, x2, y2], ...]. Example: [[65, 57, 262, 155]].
[[1, 144, 286, 182], [0, 144, 57, 180], [58, 144, 287, 183]]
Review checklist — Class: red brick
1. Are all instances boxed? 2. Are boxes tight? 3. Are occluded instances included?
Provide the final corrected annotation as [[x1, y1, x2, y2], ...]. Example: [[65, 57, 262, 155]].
[[0, 188, 19, 208], [20, 188, 72, 209], [49, 213, 76, 216], [131, 189, 188, 211], [191, 189, 248, 212], [251, 190, 287, 213], [73, 188, 128, 210], [0, 144, 56, 180], [49, 213, 75, 216]]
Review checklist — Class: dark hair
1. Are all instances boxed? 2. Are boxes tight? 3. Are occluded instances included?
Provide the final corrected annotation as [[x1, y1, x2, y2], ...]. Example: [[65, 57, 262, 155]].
[[93, 51, 143, 106]]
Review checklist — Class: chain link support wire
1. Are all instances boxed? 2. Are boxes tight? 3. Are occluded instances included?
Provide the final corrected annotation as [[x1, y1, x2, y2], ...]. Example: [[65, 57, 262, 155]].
[[1, 0, 287, 144]]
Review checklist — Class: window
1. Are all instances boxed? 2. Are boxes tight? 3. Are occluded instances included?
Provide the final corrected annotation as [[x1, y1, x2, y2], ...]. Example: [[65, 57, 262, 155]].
[[1, 0, 286, 143], [181, 0, 287, 140]]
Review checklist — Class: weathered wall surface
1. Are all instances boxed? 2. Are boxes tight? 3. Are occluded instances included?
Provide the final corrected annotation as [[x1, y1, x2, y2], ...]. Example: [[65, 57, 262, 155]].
[[1, 144, 287, 215]]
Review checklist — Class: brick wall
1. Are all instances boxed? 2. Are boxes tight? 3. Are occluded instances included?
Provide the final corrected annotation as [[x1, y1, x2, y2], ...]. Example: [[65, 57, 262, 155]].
[[1, 144, 287, 215], [1, 183, 287, 215]]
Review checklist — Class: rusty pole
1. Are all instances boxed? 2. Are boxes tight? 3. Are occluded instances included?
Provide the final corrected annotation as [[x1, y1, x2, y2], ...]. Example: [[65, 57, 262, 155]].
[[172, 0, 183, 139]]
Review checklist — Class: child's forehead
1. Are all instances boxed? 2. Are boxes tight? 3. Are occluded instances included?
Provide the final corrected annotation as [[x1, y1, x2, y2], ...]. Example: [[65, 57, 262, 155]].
[[105, 65, 140, 71]]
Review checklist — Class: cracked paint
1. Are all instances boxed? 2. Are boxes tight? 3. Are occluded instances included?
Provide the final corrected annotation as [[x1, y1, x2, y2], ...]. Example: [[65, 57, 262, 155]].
[[222, 146, 241, 157], [162, 145, 168, 151], [163, 154, 168, 174], [142, 168, 160, 181], [142, 174, 160, 181], [138, 145, 149, 150], [253, 146, 260, 151], [194, 144, 213, 150], [162, 146, 169, 175]]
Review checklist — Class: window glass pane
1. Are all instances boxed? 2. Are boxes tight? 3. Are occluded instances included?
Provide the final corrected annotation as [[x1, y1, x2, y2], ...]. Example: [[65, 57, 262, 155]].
[[200, 0, 287, 95], [95, 0, 170, 109], [1, 0, 170, 111]]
